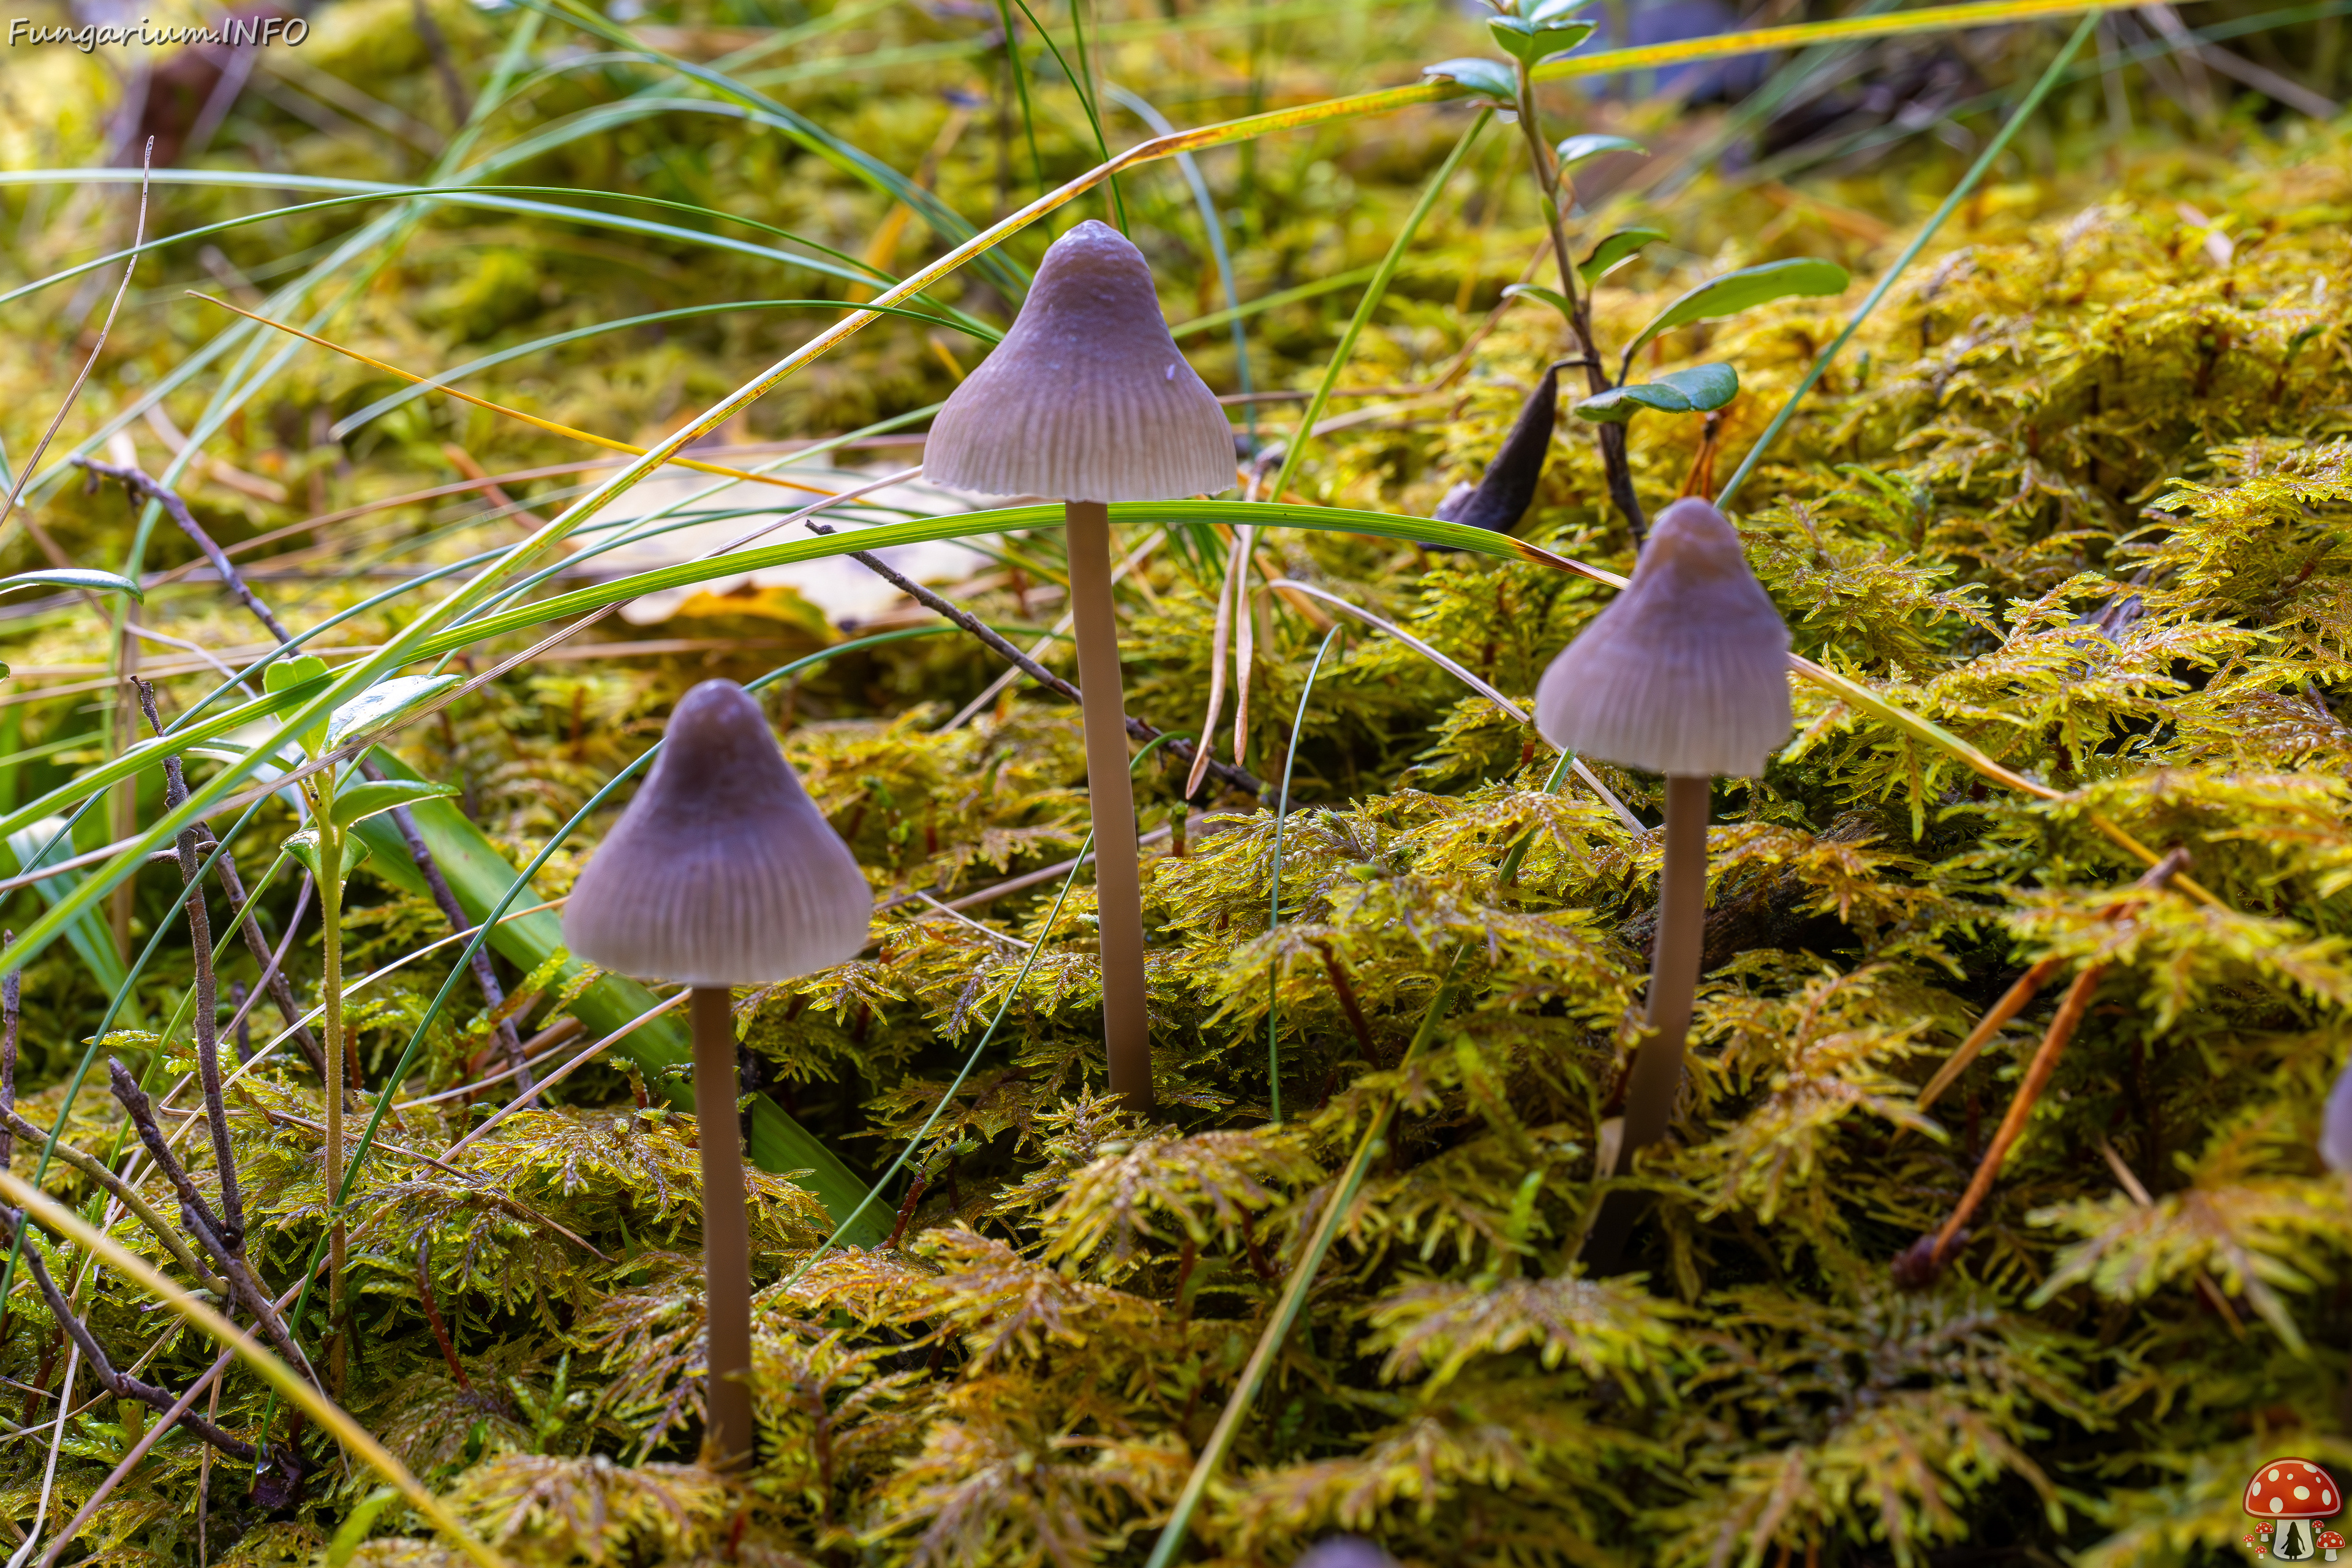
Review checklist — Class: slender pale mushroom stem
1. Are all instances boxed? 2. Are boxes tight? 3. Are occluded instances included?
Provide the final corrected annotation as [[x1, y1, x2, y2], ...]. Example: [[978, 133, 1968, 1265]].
[[1624, 775, 1709, 1156], [1585, 774, 1708, 1269], [1066, 500, 1153, 1115], [690, 985, 756, 1470]]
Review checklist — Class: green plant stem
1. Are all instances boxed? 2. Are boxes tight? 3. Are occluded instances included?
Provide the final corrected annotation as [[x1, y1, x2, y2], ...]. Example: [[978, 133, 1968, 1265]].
[[1267, 110, 1490, 501], [1510, 56, 1643, 538], [1715, 11, 2100, 508], [1264, 624, 1344, 1123], [317, 813, 349, 1395], [993, 0, 1048, 197]]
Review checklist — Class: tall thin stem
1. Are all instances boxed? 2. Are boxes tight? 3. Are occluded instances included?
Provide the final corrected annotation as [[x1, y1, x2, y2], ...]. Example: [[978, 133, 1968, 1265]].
[[1511, 59, 1646, 538], [1066, 500, 1153, 1115], [318, 821, 348, 1394], [1583, 772, 1708, 1268], [692, 986, 756, 1468]]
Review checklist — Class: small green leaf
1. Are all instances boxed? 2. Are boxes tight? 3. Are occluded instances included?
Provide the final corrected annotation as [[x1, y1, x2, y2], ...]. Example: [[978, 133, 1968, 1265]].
[[1572, 365, 1736, 422], [327, 1487, 401, 1568], [1655, 361, 1740, 410], [1625, 257, 1850, 357], [284, 828, 370, 888], [1487, 13, 1594, 61], [262, 654, 330, 696], [1421, 56, 1520, 105], [1578, 226, 1668, 285], [1556, 132, 1645, 169], [323, 674, 464, 751], [1502, 284, 1577, 318], [1575, 383, 1683, 422], [329, 778, 459, 832], [263, 656, 339, 757], [0, 568, 142, 601]]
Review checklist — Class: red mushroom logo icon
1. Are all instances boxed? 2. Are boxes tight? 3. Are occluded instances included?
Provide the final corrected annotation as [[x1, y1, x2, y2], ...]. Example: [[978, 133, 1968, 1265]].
[[2319, 1530, 2345, 1562], [2245, 1459, 2340, 1561]]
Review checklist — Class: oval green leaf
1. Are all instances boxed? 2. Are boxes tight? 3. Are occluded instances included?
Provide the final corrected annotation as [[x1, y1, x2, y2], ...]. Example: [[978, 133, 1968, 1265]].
[[0, 567, 142, 601], [1556, 132, 1645, 169], [1490, 13, 1596, 61], [284, 827, 371, 887], [329, 778, 460, 832], [1502, 283, 1577, 318], [1625, 257, 1851, 357], [1574, 382, 1689, 423], [1578, 226, 1668, 286], [1654, 361, 1739, 410], [1421, 56, 1520, 105], [1574, 362, 1739, 422], [323, 674, 464, 751]]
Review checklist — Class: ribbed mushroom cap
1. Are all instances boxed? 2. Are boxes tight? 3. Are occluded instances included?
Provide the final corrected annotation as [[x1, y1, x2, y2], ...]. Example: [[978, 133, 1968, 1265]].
[[924, 220, 1234, 502], [1533, 497, 1793, 777], [564, 680, 871, 987]]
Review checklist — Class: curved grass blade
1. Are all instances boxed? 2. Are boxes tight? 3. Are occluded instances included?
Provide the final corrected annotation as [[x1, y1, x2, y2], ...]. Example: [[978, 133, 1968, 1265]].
[[330, 300, 993, 440], [1268, 111, 1490, 500], [1717, 13, 2100, 506], [1264, 627, 1345, 1122], [0, 1173, 510, 1568]]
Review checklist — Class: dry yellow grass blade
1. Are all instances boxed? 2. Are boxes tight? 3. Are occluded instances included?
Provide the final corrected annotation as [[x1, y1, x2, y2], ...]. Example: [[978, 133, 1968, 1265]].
[[0, 1171, 513, 1568], [189, 293, 839, 499]]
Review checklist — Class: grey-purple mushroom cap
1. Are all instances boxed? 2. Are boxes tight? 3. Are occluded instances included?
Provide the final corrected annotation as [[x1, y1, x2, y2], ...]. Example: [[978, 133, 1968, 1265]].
[[1533, 496, 1793, 777], [562, 679, 872, 987], [2323, 1059, 2352, 1173], [1292, 1539, 1399, 1568], [923, 219, 1235, 503]]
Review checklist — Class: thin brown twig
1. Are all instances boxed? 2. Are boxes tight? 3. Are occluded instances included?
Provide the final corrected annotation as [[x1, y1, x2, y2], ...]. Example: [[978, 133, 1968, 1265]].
[[39, 1268, 311, 1568], [105, 1060, 317, 1384], [377, 793, 533, 1098], [39, 1346, 235, 1568], [1913, 847, 2196, 1118], [134, 680, 245, 1250], [208, 848, 329, 1084], [1310, 939, 1381, 1066], [0, 932, 18, 1169], [0, 141, 153, 568], [0, 1106, 225, 1293], [417, 1232, 472, 1391], [1, 1207, 254, 1460], [1895, 851, 2194, 1287], [75, 458, 294, 642]]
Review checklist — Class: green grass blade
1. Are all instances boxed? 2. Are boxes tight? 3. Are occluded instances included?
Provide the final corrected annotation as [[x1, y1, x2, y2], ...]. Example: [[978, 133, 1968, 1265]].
[[1716, 12, 2100, 506]]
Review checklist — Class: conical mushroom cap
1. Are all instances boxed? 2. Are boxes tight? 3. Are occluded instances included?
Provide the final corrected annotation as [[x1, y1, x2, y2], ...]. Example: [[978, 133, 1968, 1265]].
[[1534, 497, 1792, 777], [564, 680, 872, 987], [924, 219, 1234, 502]]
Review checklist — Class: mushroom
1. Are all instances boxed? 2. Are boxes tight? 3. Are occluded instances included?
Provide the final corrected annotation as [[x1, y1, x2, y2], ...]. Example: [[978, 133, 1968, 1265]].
[[925, 219, 1234, 1116], [1533, 497, 1791, 1264], [2320, 1530, 2343, 1561], [2320, 1058, 2352, 1172], [2244, 1458, 2342, 1562], [563, 678, 871, 1468]]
